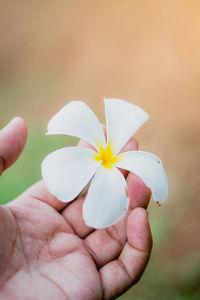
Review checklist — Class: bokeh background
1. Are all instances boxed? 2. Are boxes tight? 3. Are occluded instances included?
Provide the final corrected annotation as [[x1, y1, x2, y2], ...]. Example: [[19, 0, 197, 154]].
[[0, 1, 200, 299]]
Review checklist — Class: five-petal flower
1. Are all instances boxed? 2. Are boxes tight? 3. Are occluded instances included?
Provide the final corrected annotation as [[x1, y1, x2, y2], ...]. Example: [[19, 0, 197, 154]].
[[41, 98, 168, 229]]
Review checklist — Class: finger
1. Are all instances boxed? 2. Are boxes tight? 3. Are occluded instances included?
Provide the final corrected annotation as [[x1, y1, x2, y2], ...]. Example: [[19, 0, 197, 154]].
[[83, 175, 151, 267], [99, 208, 152, 300], [127, 172, 152, 209], [61, 137, 139, 239], [11, 180, 68, 211], [62, 196, 94, 238], [0, 117, 27, 175]]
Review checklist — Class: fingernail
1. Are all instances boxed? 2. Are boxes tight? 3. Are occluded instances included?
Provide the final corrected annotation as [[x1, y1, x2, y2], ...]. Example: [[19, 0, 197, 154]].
[[1, 117, 19, 131]]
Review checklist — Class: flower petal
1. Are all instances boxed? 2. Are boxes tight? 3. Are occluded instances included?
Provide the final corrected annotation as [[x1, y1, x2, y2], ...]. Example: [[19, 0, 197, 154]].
[[41, 147, 100, 202], [104, 98, 149, 154], [83, 166, 129, 229], [116, 151, 168, 204], [47, 101, 106, 150]]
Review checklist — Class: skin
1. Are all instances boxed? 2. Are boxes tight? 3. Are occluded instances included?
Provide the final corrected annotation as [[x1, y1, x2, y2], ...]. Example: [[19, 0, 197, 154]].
[[0, 117, 152, 300]]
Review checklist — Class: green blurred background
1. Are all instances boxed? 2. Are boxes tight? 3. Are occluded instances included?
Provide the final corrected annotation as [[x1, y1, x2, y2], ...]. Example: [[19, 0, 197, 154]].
[[0, 1, 200, 299]]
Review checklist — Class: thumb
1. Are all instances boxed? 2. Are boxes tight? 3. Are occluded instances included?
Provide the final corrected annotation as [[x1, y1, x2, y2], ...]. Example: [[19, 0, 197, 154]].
[[0, 117, 27, 175]]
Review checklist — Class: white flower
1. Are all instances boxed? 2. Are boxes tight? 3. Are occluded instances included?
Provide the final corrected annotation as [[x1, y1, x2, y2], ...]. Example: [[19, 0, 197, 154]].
[[41, 98, 168, 229]]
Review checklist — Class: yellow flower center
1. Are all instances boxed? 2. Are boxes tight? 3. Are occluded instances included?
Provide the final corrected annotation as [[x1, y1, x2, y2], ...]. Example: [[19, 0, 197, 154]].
[[94, 143, 119, 169]]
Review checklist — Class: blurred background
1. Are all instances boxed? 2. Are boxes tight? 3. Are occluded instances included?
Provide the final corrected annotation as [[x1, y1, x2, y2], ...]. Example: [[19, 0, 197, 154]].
[[0, 1, 200, 299]]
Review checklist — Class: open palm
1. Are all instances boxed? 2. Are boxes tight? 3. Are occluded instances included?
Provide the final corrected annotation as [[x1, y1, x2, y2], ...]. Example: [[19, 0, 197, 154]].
[[0, 118, 152, 300]]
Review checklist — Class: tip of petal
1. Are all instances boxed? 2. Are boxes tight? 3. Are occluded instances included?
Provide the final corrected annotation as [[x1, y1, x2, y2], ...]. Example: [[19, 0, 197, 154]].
[[103, 97, 150, 120]]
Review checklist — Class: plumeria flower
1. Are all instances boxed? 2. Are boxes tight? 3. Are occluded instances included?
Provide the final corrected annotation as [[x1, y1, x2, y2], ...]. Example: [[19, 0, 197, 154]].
[[41, 98, 168, 229]]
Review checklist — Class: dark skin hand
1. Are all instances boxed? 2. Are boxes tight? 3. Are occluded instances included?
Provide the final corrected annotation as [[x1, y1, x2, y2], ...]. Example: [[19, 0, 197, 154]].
[[0, 117, 152, 300]]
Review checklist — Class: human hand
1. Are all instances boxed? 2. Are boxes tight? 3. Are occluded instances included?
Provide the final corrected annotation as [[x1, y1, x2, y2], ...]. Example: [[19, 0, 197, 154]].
[[0, 118, 152, 300]]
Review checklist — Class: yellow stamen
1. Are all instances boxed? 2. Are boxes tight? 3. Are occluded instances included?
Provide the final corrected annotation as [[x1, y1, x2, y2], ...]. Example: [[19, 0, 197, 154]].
[[94, 143, 119, 169]]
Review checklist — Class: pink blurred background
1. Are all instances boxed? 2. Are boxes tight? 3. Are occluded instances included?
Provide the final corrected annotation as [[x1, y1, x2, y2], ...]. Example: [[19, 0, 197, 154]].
[[0, 1, 200, 299]]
